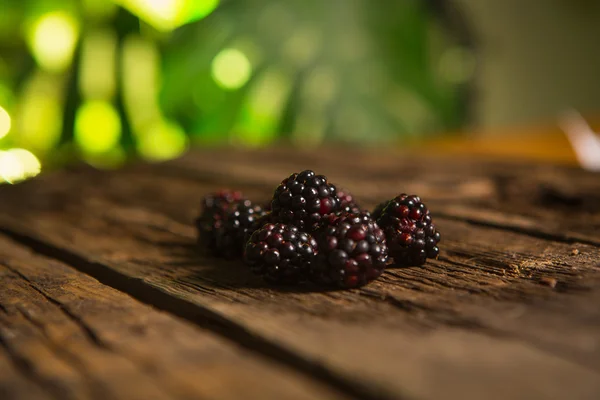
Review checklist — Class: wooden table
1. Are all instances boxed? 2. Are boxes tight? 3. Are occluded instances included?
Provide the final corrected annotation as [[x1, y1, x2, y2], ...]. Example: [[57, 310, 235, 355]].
[[1, 147, 599, 400]]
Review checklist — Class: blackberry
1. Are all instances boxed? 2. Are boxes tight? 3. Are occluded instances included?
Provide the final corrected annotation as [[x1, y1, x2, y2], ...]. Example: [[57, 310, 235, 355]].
[[336, 187, 361, 214], [213, 200, 266, 257], [196, 190, 245, 250], [376, 194, 440, 266], [244, 223, 318, 284], [312, 212, 388, 288], [244, 212, 273, 245], [271, 170, 340, 231], [202, 190, 244, 210]]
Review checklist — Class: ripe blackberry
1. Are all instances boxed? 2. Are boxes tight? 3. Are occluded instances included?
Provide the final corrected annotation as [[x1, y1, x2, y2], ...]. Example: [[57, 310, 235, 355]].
[[312, 212, 388, 288], [271, 170, 340, 231], [376, 194, 440, 266], [196, 190, 245, 250], [336, 187, 361, 214], [213, 200, 266, 257], [202, 190, 244, 210], [244, 212, 273, 245], [244, 223, 318, 284]]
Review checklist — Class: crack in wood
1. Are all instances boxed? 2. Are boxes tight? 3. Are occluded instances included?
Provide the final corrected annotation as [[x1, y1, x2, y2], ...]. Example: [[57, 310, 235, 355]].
[[4, 264, 108, 350], [435, 212, 600, 247], [13, 305, 109, 400]]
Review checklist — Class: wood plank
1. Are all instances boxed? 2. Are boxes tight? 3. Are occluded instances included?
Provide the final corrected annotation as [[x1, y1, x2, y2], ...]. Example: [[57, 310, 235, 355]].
[[0, 236, 348, 400], [1, 159, 600, 399]]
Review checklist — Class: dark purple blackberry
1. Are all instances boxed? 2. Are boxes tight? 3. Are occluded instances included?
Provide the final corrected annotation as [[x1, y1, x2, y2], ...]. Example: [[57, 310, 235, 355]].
[[271, 170, 340, 231], [196, 190, 245, 250], [244, 223, 318, 284], [202, 190, 244, 210], [376, 194, 440, 266], [312, 212, 388, 288], [213, 200, 265, 257], [336, 187, 361, 214]]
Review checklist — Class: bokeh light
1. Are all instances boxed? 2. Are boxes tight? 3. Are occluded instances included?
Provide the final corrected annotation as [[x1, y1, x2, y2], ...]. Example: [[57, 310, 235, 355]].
[[17, 94, 62, 151], [27, 11, 79, 72], [0, 105, 10, 140], [116, 0, 219, 31], [80, 29, 117, 100], [122, 35, 161, 132], [0, 148, 41, 184], [82, 0, 118, 19], [234, 69, 290, 145], [211, 49, 252, 90], [75, 100, 122, 154], [137, 120, 188, 161], [16, 72, 63, 154]]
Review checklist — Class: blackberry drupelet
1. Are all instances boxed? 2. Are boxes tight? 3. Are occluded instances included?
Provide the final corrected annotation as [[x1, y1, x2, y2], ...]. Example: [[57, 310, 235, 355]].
[[196, 190, 245, 250], [312, 212, 388, 288], [271, 170, 340, 231], [336, 187, 361, 214], [244, 223, 318, 284], [376, 194, 441, 266], [213, 200, 266, 257]]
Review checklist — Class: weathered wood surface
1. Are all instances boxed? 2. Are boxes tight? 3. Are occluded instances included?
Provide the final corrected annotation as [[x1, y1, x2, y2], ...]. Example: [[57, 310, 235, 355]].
[[0, 237, 345, 400], [1, 147, 600, 400]]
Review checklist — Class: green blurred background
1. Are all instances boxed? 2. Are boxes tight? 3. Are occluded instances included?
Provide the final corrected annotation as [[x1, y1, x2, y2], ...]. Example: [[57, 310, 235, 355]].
[[1, 0, 599, 183], [0, 0, 473, 182]]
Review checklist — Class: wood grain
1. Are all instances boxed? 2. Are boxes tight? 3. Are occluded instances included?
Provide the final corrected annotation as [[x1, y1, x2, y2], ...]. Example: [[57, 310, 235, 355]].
[[1, 148, 600, 399]]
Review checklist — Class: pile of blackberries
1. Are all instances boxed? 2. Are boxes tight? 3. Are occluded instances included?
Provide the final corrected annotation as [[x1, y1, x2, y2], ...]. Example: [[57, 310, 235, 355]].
[[195, 170, 440, 288]]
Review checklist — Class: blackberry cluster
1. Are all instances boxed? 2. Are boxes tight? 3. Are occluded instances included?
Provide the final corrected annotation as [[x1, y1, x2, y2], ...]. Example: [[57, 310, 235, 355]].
[[312, 212, 388, 288], [271, 170, 340, 231], [195, 173, 441, 289], [244, 223, 318, 284], [213, 200, 266, 257], [195, 190, 244, 250], [376, 194, 440, 266]]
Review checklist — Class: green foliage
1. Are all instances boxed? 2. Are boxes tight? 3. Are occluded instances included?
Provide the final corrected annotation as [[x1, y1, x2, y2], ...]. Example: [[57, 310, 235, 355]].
[[0, 0, 473, 182], [161, 0, 471, 146]]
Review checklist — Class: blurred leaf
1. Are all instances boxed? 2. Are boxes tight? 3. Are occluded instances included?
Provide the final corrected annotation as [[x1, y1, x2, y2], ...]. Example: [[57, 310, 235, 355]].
[[161, 0, 468, 144]]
